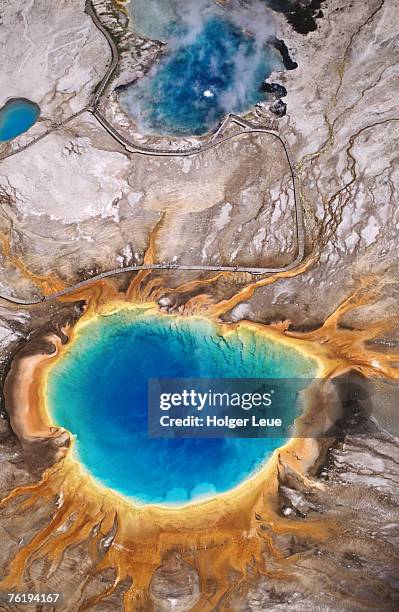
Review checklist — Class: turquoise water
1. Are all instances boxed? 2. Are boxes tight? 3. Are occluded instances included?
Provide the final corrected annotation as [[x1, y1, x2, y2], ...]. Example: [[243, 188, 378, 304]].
[[120, 0, 282, 135], [47, 309, 317, 505], [0, 98, 40, 141]]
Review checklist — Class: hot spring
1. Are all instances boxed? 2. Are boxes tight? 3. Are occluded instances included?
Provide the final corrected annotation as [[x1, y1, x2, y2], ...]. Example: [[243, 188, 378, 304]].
[[119, 0, 283, 135], [46, 307, 319, 506]]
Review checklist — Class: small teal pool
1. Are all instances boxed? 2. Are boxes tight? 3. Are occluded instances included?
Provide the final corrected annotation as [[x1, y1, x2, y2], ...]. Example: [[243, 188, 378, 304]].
[[0, 98, 40, 142], [47, 309, 318, 506], [120, 0, 282, 135]]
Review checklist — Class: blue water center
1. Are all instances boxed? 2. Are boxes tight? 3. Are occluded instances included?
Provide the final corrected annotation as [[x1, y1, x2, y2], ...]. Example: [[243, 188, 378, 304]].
[[120, 0, 282, 135], [47, 308, 318, 506], [0, 98, 40, 142]]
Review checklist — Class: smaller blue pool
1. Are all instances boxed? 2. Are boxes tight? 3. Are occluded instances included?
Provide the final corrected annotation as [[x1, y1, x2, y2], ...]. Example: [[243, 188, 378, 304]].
[[0, 98, 40, 142]]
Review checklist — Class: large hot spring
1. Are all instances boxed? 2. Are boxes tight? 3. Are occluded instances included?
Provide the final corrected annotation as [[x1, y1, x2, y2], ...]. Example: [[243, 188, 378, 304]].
[[46, 308, 318, 506]]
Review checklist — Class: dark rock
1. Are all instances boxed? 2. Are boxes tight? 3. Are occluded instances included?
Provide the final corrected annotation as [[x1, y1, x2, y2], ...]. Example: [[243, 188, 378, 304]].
[[269, 99, 287, 117], [267, 0, 326, 34], [260, 82, 287, 98], [271, 37, 298, 70]]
